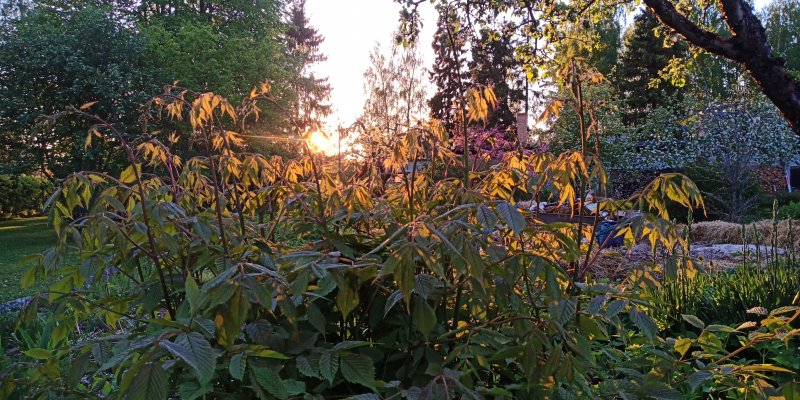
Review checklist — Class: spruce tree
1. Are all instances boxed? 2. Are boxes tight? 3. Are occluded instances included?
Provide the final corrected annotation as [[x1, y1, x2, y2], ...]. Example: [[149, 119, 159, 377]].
[[429, 8, 468, 132], [468, 29, 525, 130], [615, 11, 687, 125], [286, 0, 332, 134]]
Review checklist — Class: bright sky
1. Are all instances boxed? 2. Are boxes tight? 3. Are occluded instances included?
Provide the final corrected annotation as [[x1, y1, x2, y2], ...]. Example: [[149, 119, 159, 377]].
[[306, 0, 774, 129], [306, 0, 437, 128]]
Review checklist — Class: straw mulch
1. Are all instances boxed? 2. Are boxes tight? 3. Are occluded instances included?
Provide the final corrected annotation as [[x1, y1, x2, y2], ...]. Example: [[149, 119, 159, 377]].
[[687, 219, 800, 253], [586, 219, 800, 280]]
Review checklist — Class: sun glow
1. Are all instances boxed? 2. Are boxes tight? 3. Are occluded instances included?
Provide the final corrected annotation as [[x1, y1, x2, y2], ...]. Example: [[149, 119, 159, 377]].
[[306, 131, 337, 155]]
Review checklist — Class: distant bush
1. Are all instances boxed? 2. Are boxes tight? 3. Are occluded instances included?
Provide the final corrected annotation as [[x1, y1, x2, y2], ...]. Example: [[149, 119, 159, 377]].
[[778, 201, 800, 220], [0, 175, 54, 217]]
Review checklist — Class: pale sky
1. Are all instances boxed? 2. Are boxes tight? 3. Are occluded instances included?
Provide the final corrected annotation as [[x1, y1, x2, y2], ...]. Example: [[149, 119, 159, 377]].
[[306, 0, 774, 128], [306, 0, 437, 127]]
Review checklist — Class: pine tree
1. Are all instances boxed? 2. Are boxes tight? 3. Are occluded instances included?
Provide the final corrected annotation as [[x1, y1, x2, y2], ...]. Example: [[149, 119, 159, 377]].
[[286, 0, 331, 135], [429, 8, 468, 133], [615, 11, 687, 125]]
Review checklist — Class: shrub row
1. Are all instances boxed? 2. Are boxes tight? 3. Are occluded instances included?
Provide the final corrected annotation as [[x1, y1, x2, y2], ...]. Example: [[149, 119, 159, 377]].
[[0, 175, 53, 217]]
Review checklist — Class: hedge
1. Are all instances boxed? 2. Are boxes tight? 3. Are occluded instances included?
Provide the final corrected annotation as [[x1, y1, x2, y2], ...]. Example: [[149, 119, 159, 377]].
[[0, 175, 54, 217]]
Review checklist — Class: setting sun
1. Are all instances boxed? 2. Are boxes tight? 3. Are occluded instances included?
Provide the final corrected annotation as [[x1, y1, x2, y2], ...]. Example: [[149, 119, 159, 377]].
[[306, 131, 337, 155]]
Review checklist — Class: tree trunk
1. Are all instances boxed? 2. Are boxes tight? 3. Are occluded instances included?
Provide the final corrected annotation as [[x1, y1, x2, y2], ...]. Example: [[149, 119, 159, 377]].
[[643, 0, 800, 132]]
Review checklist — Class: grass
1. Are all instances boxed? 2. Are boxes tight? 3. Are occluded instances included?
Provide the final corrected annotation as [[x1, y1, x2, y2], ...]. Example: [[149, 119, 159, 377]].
[[0, 217, 56, 303]]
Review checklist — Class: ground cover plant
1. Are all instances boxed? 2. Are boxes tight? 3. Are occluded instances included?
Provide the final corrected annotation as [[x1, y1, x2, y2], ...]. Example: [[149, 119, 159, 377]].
[[1, 83, 799, 399]]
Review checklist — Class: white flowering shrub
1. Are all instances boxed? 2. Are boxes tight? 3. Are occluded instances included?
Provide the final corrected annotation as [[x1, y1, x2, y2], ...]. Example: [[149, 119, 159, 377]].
[[613, 102, 799, 220]]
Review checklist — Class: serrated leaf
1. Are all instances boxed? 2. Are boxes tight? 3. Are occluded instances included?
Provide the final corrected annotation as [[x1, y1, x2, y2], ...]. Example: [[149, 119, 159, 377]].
[[414, 274, 439, 300], [252, 366, 288, 400], [319, 350, 339, 384], [385, 242, 415, 308], [587, 295, 606, 315], [681, 314, 705, 330], [119, 164, 139, 184], [250, 348, 289, 359], [747, 306, 769, 315], [687, 370, 712, 390], [384, 290, 403, 317], [770, 306, 800, 316], [630, 308, 658, 340], [340, 353, 375, 388], [706, 324, 737, 333], [296, 355, 319, 378], [333, 341, 369, 352], [122, 362, 168, 400], [497, 202, 526, 235], [736, 321, 757, 330], [284, 379, 306, 396], [336, 280, 359, 319], [477, 205, 498, 229], [229, 353, 246, 381], [160, 332, 218, 384], [739, 364, 793, 373], [177, 380, 212, 400], [549, 299, 577, 326], [349, 394, 381, 400], [606, 299, 628, 318]]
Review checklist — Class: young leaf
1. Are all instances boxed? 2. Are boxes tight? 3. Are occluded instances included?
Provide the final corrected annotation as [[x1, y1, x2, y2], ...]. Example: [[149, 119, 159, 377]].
[[335, 279, 359, 319], [674, 338, 692, 357]]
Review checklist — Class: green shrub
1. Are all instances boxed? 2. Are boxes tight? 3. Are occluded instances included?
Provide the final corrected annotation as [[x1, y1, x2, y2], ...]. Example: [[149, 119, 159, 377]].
[[3, 88, 797, 399], [0, 175, 54, 217], [778, 201, 800, 220]]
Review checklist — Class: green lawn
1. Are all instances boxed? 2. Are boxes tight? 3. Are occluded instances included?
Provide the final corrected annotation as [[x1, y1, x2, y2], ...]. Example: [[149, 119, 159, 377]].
[[0, 217, 56, 303]]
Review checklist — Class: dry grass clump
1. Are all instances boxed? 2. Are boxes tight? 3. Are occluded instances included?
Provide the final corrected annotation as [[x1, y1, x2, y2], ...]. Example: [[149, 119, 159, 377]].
[[687, 219, 800, 252]]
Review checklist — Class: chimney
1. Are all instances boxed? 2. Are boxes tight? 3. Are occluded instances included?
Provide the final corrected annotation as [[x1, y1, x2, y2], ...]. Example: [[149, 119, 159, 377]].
[[516, 112, 528, 145]]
